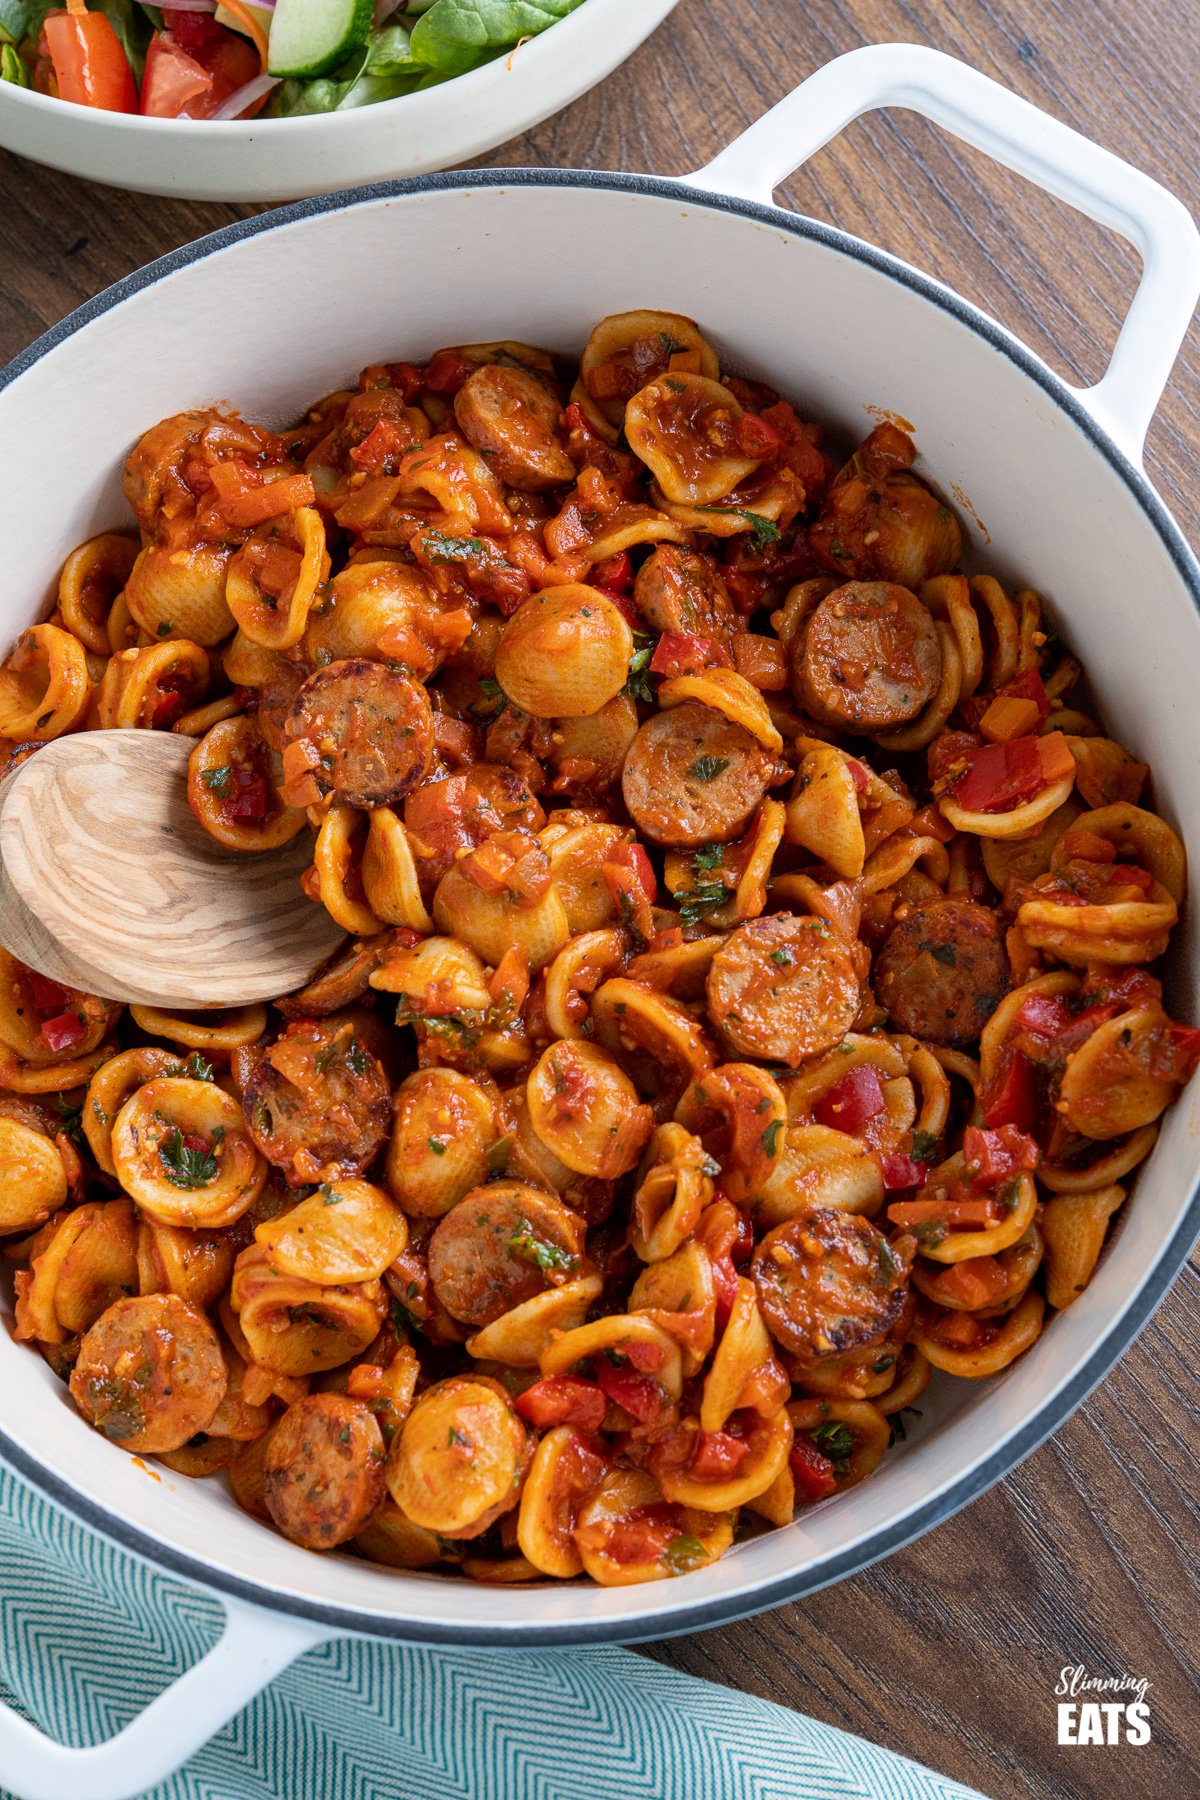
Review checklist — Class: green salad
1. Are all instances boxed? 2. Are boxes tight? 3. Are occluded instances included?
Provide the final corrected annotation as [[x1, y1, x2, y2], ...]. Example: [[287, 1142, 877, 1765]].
[[0, 0, 589, 121]]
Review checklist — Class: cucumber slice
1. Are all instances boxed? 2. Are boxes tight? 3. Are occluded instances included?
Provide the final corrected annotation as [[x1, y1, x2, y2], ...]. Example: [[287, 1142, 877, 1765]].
[[0, 0, 28, 51], [268, 0, 374, 80]]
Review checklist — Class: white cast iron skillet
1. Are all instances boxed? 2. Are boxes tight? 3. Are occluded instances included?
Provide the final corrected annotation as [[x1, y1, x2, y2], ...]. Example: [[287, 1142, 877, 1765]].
[[0, 45, 1198, 1800]]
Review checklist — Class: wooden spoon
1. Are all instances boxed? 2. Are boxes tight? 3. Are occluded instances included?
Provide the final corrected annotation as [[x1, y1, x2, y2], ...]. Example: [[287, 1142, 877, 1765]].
[[0, 732, 346, 1008]]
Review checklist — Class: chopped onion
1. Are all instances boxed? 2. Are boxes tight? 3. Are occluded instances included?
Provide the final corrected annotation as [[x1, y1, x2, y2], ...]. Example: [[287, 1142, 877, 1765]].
[[210, 72, 280, 120]]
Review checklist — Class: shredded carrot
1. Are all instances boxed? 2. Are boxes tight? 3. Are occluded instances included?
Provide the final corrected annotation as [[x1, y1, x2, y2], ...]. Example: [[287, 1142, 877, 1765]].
[[220, 0, 270, 71]]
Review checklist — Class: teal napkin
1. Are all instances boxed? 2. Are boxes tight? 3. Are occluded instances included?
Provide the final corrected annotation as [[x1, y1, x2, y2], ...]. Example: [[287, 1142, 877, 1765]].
[[0, 1460, 987, 1800]]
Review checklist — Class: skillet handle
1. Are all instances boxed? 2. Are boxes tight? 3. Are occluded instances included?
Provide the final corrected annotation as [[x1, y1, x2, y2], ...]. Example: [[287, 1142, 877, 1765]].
[[685, 42, 1200, 467], [0, 1591, 328, 1800]]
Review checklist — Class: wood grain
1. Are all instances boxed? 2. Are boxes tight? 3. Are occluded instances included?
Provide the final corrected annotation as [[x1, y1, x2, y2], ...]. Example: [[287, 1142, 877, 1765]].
[[1, 1, 1198, 1793], [0, 734, 343, 1006]]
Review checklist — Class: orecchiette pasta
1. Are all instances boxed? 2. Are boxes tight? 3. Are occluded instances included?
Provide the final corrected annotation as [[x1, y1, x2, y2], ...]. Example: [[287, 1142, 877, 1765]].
[[4, 307, 1195, 1592]]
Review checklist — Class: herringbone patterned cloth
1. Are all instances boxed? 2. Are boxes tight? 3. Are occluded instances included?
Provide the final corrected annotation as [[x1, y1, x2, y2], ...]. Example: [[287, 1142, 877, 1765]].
[[0, 1461, 988, 1800]]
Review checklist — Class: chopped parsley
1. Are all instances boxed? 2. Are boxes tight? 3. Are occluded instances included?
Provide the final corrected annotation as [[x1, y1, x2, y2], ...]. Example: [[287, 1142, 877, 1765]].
[[485, 1133, 514, 1177], [677, 884, 727, 927], [423, 530, 483, 563], [314, 1041, 339, 1075], [910, 1129, 940, 1164], [770, 947, 794, 967], [876, 1238, 901, 1282], [53, 1093, 85, 1147], [623, 642, 655, 704], [201, 766, 232, 796], [319, 1183, 344, 1206], [695, 507, 780, 551], [427, 1137, 447, 1156], [692, 845, 725, 873], [507, 1219, 577, 1274], [477, 675, 507, 719], [810, 1420, 854, 1474], [662, 1533, 710, 1576], [183, 1053, 214, 1082], [447, 1426, 471, 1449], [157, 1125, 222, 1191], [659, 332, 686, 357], [929, 943, 957, 968], [346, 1038, 369, 1077], [761, 1119, 784, 1157], [156, 621, 173, 638], [688, 755, 730, 783]]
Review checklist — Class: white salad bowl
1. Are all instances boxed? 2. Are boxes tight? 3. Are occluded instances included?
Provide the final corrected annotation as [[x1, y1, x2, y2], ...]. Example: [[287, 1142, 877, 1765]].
[[0, 42, 1198, 1800], [0, 0, 680, 202]]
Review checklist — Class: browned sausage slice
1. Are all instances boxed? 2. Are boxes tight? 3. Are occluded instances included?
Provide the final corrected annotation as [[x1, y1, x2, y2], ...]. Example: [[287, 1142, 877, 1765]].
[[795, 582, 941, 731], [283, 658, 433, 808], [427, 1181, 586, 1327], [453, 364, 575, 490], [69, 1293, 227, 1453], [243, 1017, 391, 1184], [633, 545, 736, 645], [706, 914, 861, 1065], [752, 1210, 909, 1363], [874, 899, 1011, 1046], [263, 1394, 386, 1549], [621, 701, 773, 848]]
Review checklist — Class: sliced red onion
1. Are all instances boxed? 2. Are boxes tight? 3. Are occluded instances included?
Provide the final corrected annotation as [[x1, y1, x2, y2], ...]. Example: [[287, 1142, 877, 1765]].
[[210, 71, 280, 120], [373, 0, 403, 23], [154, 0, 219, 10]]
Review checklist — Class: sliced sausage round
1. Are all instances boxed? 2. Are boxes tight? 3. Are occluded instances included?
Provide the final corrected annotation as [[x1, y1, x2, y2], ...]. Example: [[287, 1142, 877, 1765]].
[[427, 1181, 586, 1327], [243, 1018, 392, 1185], [621, 701, 773, 848], [706, 913, 861, 1065], [262, 1394, 386, 1549], [284, 657, 433, 808], [69, 1293, 227, 1454], [752, 1210, 909, 1364], [874, 900, 1010, 1046], [453, 364, 574, 490], [795, 581, 941, 731], [633, 545, 736, 645]]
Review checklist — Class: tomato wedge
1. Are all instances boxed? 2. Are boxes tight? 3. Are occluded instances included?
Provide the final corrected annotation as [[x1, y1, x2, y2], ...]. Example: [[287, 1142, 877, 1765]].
[[43, 7, 137, 112], [789, 1435, 837, 1502]]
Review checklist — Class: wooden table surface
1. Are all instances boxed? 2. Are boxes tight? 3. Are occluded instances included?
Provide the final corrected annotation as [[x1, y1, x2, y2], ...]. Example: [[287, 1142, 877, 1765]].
[[2, 3, 1199, 1796]]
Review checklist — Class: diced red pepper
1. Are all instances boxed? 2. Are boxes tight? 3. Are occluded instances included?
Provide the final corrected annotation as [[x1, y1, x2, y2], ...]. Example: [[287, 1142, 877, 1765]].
[[180, 1133, 210, 1156], [1012, 993, 1075, 1039], [888, 1196, 1000, 1229], [980, 1048, 1039, 1131], [424, 350, 474, 394], [730, 1210, 755, 1265], [591, 552, 633, 592], [846, 758, 870, 794], [881, 1152, 925, 1191], [25, 970, 70, 1014], [1168, 1023, 1200, 1076], [952, 732, 1074, 815], [624, 1338, 665, 1374], [923, 1256, 1009, 1310], [227, 770, 272, 823], [689, 1429, 750, 1480], [735, 410, 786, 459], [814, 1065, 886, 1134], [606, 1506, 677, 1564], [710, 1252, 738, 1332], [514, 1377, 607, 1436], [602, 839, 657, 942], [961, 667, 1051, 733], [649, 632, 731, 679], [962, 1124, 1039, 1190], [594, 1359, 663, 1424], [789, 1435, 838, 1503], [39, 1011, 85, 1054]]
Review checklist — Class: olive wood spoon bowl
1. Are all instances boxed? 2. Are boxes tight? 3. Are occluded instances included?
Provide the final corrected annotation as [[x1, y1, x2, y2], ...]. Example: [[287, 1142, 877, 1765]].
[[0, 732, 346, 1008]]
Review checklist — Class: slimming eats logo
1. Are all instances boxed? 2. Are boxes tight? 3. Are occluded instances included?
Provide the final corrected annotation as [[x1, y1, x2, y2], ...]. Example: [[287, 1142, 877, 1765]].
[[1055, 1666, 1151, 1745]]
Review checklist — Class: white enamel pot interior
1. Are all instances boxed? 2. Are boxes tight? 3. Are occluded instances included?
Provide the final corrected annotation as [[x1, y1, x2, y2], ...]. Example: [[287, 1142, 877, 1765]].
[[0, 45, 1199, 1800]]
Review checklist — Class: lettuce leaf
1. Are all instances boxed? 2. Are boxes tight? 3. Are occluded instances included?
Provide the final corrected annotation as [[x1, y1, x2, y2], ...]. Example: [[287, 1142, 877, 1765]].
[[409, 0, 585, 74], [0, 41, 30, 84]]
